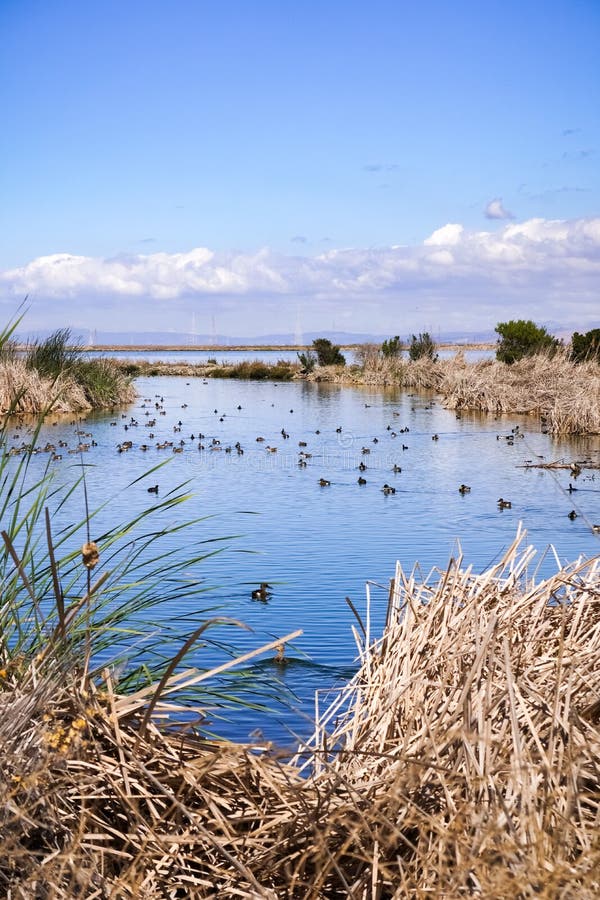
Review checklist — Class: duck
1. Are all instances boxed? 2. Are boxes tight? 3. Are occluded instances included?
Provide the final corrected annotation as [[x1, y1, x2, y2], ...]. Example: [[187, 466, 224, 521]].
[[567, 510, 578, 520], [274, 643, 287, 665], [497, 498, 512, 509], [319, 478, 331, 487], [568, 482, 577, 493], [147, 484, 159, 494], [382, 484, 396, 495], [358, 461, 367, 472], [358, 476, 367, 485], [458, 484, 471, 494], [392, 465, 402, 474], [252, 583, 272, 601]]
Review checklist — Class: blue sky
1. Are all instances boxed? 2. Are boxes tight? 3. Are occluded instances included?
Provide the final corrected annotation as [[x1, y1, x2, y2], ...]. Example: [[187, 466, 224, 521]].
[[1, 0, 598, 337]]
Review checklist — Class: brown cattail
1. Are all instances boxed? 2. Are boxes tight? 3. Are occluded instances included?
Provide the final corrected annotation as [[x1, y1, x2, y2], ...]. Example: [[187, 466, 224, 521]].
[[81, 541, 99, 569]]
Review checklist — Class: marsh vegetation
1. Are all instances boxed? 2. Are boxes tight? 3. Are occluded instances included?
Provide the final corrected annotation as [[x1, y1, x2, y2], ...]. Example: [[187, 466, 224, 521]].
[[0, 324, 135, 415]]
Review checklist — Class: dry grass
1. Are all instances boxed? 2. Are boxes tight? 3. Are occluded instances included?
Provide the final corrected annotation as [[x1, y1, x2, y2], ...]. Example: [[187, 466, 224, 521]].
[[439, 353, 600, 433], [0, 358, 136, 415], [345, 350, 600, 433], [2, 528, 600, 897]]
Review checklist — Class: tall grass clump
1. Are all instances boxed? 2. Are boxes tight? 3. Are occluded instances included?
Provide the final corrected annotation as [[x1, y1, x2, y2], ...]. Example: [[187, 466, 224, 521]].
[[25, 328, 84, 378], [72, 357, 137, 406], [0, 323, 136, 413]]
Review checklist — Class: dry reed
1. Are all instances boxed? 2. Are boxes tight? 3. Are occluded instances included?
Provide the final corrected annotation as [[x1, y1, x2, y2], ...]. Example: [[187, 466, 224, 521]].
[[2, 528, 600, 896], [342, 350, 600, 433], [0, 358, 136, 415]]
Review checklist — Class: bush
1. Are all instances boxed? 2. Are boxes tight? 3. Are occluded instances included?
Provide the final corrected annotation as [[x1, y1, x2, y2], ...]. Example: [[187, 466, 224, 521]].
[[571, 329, 600, 363], [408, 332, 438, 361], [495, 320, 559, 364], [312, 338, 346, 366], [297, 350, 317, 373], [381, 336, 402, 358]]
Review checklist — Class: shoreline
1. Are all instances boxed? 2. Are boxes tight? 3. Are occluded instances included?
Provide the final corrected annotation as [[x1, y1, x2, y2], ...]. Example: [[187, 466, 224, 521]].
[[81, 341, 496, 353]]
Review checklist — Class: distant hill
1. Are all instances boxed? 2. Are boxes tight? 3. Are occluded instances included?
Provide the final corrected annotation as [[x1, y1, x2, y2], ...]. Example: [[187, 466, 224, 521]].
[[16, 328, 498, 346]]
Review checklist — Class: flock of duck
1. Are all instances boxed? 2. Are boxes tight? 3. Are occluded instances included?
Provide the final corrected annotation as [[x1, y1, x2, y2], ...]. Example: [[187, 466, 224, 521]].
[[4, 392, 529, 510], [6, 391, 594, 551]]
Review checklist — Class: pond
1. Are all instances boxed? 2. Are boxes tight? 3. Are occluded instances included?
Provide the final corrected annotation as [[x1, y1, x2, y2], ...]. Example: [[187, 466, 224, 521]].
[[6, 375, 600, 746]]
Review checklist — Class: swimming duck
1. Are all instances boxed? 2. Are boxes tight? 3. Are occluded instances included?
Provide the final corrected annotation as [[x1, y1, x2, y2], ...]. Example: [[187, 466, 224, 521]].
[[358, 476, 367, 485], [319, 478, 331, 487], [497, 498, 512, 509], [382, 484, 396, 495], [567, 509, 578, 520], [358, 461, 367, 471], [458, 484, 471, 494], [147, 484, 159, 494], [252, 583, 272, 601], [274, 643, 287, 664], [392, 465, 402, 474]]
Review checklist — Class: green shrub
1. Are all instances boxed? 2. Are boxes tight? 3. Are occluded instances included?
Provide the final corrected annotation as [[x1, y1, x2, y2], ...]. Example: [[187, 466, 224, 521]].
[[408, 332, 437, 361], [297, 350, 317, 373], [312, 338, 346, 366], [571, 329, 600, 363], [381, 336, 402, 358], [495, 320, 559, 364]]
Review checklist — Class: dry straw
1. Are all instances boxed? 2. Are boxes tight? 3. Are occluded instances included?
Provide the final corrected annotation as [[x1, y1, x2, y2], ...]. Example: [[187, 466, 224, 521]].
[[316, 350, 600, 434], [2, 526, 600, 897]]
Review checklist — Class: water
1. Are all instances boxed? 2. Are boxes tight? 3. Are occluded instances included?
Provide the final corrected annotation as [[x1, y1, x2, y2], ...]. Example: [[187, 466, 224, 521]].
[[6, 375, 599, 746], [84, 347, 494, 365]]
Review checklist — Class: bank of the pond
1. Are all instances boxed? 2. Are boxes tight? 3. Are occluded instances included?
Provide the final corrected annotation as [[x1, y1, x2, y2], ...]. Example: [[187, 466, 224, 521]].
[[2, 533, 599, 897]]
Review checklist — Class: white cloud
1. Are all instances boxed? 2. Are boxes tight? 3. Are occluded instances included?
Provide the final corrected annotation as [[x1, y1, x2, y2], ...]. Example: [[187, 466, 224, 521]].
[[485, 198, 514, 220], [2, 216, 599, 333], [424, 223, 464, 246]]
